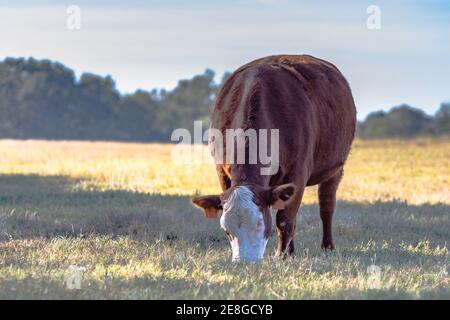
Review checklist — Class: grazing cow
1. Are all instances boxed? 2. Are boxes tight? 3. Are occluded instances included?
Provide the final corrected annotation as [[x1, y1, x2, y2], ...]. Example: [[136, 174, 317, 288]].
[[191, 55, 356, 261]]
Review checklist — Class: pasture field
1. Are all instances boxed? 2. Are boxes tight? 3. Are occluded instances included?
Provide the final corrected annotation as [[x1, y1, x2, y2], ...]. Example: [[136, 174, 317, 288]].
[[0, 139, 449, 299]]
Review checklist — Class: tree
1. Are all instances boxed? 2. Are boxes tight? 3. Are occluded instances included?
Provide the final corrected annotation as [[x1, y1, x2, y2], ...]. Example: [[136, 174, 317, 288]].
[[429, 102, 450, 136], [358, 105, 431, 138], [157, 69, 217, 138]]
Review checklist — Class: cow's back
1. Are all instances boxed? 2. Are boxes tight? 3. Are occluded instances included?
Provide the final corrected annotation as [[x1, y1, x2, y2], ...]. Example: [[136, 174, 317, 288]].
[[211, 54, 356, 186]]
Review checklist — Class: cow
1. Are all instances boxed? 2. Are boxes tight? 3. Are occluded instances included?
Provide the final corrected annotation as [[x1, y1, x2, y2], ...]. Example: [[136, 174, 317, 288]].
[[191, 55, 356, 261]]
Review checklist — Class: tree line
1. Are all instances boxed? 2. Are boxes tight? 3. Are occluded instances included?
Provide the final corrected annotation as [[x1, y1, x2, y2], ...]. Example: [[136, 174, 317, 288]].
[[357, 103, 450, 139], [0, 57, 448, 141]]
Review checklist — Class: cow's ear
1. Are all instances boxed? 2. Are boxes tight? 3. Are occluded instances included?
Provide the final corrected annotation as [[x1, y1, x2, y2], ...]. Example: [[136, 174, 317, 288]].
[[270, 183, 297, 210], [191, 195, 222, 219]]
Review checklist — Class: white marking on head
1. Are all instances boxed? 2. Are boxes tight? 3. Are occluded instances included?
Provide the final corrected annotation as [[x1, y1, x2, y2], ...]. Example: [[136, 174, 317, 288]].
[[220, 186, 268, 262]]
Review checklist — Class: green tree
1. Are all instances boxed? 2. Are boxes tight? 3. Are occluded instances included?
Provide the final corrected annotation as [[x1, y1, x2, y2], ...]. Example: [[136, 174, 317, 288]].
[[429, 102, 450, 136], [358, 105, 431, 138]]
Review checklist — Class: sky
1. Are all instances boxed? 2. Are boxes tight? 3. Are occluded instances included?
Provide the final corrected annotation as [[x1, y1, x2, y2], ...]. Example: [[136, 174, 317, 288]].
[[0, 0, 449, 119]]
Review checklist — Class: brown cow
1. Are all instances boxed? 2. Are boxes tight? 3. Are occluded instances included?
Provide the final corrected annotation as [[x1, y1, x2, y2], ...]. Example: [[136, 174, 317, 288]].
[[191, 55, 356, 261]]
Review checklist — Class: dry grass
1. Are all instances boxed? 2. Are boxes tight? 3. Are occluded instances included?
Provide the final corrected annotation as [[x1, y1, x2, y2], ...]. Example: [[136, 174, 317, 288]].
[[0, 139, 449, 299]]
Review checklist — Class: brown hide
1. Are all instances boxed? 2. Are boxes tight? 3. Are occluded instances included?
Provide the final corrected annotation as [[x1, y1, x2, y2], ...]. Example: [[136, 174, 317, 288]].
[[210, 54, 356, 191]]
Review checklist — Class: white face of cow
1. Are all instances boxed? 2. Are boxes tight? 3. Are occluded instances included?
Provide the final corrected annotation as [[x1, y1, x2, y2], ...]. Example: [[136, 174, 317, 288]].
[[191, 183, 296, 262], [220, 186, 268, 262]]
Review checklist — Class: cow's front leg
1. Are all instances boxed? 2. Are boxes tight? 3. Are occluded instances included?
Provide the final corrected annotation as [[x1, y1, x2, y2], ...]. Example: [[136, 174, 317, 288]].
[[275, 210, 296, 256], [274, 188, 303, 258]]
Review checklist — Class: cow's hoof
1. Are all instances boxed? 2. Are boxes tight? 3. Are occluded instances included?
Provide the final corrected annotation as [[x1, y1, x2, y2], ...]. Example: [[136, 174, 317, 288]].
[[274, 251, 295, 259], [321, 242, 335, 251]]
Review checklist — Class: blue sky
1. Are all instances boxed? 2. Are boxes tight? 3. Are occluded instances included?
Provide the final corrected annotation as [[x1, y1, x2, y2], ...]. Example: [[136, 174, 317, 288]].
[[1, 0, 449, 119]]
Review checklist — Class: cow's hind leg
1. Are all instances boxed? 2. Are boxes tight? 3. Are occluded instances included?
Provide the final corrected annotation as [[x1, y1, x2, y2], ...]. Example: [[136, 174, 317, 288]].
[[318, 169, 343, 250], [275, 187, 304, 258]]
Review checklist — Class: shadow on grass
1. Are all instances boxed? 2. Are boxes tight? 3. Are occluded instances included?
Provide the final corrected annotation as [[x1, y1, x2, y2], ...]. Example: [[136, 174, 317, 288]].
[[0, 173, 449, 251], [0, 174, 220, 245], [0, 174, 449, 299]]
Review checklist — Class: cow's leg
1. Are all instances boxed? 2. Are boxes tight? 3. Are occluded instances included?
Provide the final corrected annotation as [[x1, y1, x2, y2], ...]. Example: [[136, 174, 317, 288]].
[[318, 169, 343, 250], [275, 186, 304, 258]]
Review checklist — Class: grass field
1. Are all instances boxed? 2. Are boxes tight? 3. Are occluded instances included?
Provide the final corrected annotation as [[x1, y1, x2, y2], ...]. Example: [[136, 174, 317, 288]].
[[0, 139, 449, 299]]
